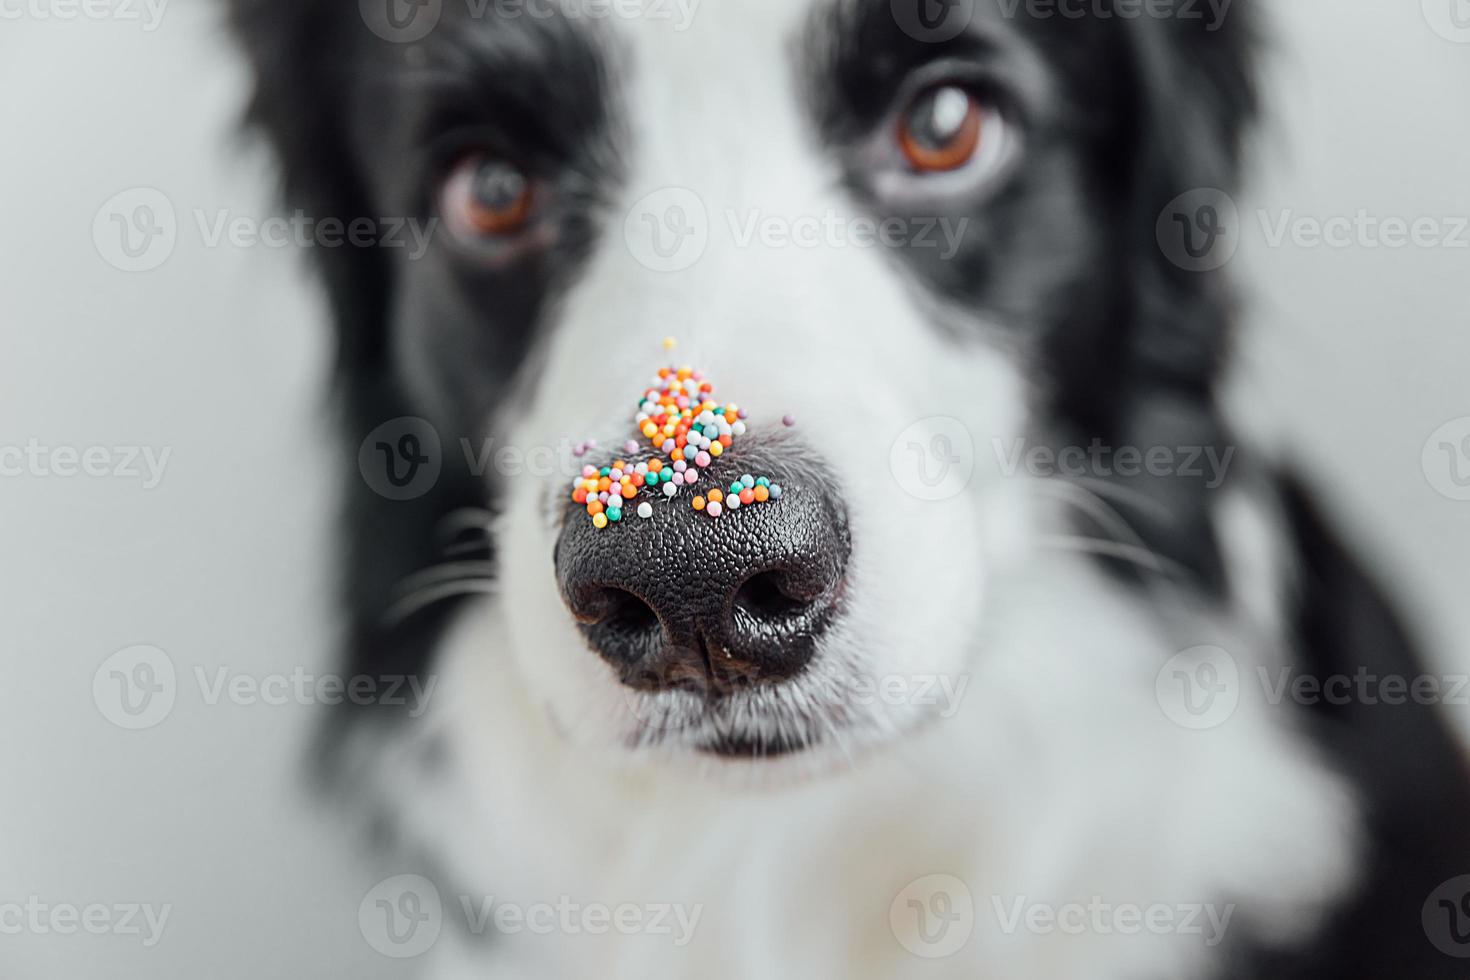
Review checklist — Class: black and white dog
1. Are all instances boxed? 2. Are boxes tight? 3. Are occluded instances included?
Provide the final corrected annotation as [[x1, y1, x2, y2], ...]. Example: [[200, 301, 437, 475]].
[[228, 0, 1470, 976]]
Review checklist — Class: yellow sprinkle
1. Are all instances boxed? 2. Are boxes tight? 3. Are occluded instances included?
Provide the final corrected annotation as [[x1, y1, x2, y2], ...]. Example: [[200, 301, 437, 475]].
[[663, 337, 677, 350]]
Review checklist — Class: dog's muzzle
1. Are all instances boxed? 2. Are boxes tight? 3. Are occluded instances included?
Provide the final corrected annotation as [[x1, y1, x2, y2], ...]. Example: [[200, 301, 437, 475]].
[[555, 435, 849, 695]]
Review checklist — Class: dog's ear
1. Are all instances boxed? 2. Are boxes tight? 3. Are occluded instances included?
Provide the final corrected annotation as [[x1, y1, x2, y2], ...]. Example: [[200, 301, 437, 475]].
[[1070, 3, 1258, 590], [227, 0, 390, 374], [228, 2, 487, 761], [1121, 0, 1257, 392]]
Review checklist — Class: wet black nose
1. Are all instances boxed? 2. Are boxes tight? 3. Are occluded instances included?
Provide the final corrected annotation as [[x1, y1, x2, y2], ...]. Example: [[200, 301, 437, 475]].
[[555, 448, 849, 694]]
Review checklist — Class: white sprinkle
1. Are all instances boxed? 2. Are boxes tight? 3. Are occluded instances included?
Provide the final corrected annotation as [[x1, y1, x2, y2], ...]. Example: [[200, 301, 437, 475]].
[[637, 502, 653, 519]]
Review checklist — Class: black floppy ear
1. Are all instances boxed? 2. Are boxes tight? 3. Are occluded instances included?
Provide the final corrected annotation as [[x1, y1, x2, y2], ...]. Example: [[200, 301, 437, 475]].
[[227, 1, 486, 760], [1073, 3, 1258, 589], [227, 0, 391, 375], [1121, 0, 1258, 392]]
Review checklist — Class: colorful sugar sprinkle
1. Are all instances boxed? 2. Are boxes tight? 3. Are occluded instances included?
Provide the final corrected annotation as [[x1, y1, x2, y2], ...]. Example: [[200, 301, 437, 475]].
[[568, 342, 784, 527]]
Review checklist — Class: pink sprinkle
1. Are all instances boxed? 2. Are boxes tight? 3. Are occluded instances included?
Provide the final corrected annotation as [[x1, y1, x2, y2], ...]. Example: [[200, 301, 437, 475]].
[[573, 444, 587, 457], [676, 395, 690, 409], [692, 371, 703, 381], [706, 500, 723, 517], [737, 408, 748, 420], [662, 439, 676, 453], [673, 460, 687, 472], [586, 439, 597, 448], [695, 451, 711, 468], [782, 414, 795, 427], [581, 465, 596, 478], [683, 470, 698, 485], [609, 468, 623, 481], [623, 439, 639, 454]]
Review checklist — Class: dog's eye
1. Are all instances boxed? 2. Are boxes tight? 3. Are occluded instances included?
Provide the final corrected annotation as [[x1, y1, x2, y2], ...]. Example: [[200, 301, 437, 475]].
[[897, 85, 984, 173], [440, 155, 534, 239]]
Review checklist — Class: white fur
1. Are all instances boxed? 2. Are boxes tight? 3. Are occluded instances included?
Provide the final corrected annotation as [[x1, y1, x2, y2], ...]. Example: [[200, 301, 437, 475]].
[[367, 3, 1360, 976]]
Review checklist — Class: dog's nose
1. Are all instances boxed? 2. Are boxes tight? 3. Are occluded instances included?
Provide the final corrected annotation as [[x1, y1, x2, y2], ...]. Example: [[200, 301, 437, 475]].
[[555, 448, 849, 694]]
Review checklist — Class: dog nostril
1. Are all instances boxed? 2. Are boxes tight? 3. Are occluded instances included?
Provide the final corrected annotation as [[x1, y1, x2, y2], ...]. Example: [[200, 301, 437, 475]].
[[567, 584, 659, 631], [733, 570, 813, 621], [601, 589, 660, 634]]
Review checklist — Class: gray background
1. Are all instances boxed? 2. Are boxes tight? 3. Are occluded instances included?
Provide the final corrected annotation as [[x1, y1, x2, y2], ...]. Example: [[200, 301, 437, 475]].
[[1, 2, 1467, 977]]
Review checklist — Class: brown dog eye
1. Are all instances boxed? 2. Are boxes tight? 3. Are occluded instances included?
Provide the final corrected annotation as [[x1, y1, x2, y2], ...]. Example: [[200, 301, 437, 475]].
[[441, 155, 534, 239], [898, 85, 983, 173]]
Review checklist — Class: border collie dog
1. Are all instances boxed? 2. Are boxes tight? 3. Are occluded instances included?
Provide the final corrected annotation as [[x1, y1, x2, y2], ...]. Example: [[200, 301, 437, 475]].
[[229, 0, 1469, 976]]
